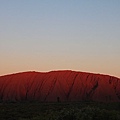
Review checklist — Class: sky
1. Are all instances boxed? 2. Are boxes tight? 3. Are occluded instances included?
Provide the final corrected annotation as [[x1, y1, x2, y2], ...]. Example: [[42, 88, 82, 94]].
[[0, 0, 120, 78]]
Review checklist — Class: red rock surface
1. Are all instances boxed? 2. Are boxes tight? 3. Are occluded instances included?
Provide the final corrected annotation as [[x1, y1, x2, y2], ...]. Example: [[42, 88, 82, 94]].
[[0, 70, 120, 102]]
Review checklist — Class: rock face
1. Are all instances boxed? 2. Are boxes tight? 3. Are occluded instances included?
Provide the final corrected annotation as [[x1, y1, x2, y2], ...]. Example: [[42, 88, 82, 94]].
[[0, 70, 120, 102]]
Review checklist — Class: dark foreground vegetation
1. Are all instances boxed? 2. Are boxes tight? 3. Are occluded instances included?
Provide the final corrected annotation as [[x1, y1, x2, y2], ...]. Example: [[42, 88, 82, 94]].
[[0, 101, 120, 120]]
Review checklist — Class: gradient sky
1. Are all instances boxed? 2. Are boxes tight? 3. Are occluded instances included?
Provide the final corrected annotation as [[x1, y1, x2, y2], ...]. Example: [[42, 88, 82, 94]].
[[0, 0, 120, 77]]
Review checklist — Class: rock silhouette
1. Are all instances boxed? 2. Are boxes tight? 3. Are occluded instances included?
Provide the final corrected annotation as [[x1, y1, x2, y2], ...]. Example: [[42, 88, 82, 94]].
[[0, 70, 120, 102]]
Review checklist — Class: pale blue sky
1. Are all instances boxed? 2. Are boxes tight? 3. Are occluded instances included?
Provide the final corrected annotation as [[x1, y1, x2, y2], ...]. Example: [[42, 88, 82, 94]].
[[0, 0, 120, 77]]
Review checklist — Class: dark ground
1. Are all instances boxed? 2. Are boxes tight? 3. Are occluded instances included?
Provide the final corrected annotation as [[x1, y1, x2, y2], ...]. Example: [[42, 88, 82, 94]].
[[0, 101, 120, 120]]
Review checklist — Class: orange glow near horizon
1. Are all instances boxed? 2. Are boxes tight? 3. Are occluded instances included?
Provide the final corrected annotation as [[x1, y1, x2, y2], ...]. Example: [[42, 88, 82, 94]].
[[0, 53, 120, 78]]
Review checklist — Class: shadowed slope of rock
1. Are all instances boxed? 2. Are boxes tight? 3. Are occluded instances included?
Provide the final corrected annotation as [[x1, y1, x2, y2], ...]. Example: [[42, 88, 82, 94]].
[[0, 70, 120, 102]]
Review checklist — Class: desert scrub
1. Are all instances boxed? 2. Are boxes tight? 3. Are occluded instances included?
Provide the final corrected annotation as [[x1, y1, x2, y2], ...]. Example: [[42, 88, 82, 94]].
[[0, 102, 120, 120], [56, 106, 120, 120], [56, 108, 77, 120]]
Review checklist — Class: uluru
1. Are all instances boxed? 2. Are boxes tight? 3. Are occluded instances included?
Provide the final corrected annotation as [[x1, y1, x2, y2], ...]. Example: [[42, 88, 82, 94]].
[[0, 70, 120, 102]]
